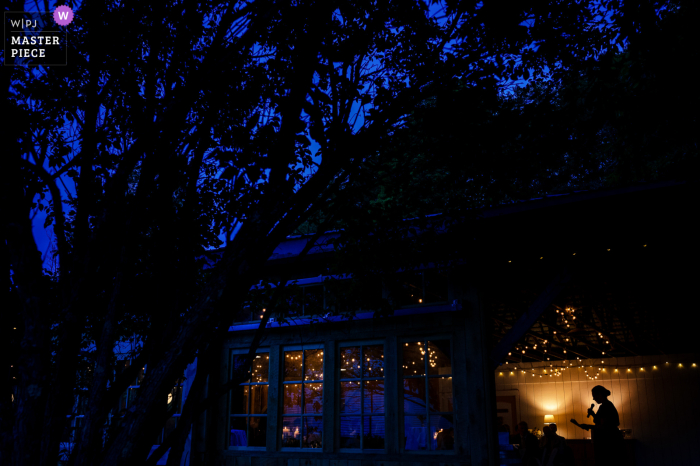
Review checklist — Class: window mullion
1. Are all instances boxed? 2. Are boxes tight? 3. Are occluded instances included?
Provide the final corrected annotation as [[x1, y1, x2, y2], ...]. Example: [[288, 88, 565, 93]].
[[301, 353, 305, 444], [424, 341, 430, 449], [360, 345, 364, 450]]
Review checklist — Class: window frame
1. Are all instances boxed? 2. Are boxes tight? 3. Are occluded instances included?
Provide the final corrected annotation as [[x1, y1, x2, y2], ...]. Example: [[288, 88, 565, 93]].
[[399, 337, 455, 454], [280, 344, 325, 451], [338, 339, 387, 452], [228, 348, 271, 451]]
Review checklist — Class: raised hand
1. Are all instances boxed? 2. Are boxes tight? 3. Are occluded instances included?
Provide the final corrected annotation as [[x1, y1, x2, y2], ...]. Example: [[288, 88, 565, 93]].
[[570, 419, 592, 431], [587, 404, 595, 418]]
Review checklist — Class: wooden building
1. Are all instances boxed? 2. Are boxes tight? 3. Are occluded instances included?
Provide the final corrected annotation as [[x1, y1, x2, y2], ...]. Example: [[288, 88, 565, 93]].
[[194, 180, 699, 466]]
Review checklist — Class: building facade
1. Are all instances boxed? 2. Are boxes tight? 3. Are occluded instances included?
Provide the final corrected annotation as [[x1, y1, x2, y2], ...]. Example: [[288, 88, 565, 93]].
[[192, 180, 698, 466], [204, 271, 497, 466]]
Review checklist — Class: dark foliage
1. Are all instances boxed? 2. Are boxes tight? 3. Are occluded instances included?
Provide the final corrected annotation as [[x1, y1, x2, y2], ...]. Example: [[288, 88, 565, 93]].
[[4, 1, 691, 465]]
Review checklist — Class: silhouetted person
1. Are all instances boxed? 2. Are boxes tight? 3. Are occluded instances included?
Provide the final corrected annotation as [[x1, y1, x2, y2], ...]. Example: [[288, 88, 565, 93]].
[[539, 425, 551, 450], [541, 424, 570, 466], [570, 385, 625, 466], [496, 422, 511, 452], [516, 421, 540, 466], [551, 423, 576, 466], [549, 423, 565, 444], [510, 424, 520, 445]]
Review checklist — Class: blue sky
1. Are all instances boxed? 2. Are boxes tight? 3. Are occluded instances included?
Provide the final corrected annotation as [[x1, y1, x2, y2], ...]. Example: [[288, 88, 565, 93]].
[[27, 0, 589, 266]]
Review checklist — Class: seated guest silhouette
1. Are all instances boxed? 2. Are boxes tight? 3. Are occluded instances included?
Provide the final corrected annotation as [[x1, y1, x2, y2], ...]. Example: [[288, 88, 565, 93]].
[[541, 424, 569, 466], [516, 421, 540, 466], [539, 425, 551, 450]]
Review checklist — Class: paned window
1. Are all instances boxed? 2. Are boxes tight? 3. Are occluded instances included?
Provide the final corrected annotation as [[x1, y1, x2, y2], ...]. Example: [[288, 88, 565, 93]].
[[402, 340, 454, 451], [339, 344, 385, 450], [282, 348, 324, 449], [229, 351, 270, 448]]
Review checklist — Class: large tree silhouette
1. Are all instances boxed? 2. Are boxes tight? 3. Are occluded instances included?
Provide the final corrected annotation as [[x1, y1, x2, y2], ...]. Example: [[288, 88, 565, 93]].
[[0, 0, 647, 464]]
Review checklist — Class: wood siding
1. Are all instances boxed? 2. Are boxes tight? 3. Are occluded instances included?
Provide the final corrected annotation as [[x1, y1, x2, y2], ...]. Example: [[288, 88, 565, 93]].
[[495, 354, 700, 466]]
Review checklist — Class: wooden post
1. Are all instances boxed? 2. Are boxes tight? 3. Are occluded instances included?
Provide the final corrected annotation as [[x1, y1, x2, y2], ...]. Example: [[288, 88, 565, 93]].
[[322, 340, 336, 453], [454, 270, 499, 466], [192, 365, 208, 465], [384, 334, 399, 454], [266, 344, 281, 451]]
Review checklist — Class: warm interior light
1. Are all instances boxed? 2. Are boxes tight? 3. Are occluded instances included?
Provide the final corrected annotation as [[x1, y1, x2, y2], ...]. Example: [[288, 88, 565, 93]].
[[544, 415, 555, 424]]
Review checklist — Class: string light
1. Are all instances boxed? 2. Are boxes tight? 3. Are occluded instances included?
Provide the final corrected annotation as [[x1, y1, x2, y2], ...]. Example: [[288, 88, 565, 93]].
[[495, 358, 695, 379]]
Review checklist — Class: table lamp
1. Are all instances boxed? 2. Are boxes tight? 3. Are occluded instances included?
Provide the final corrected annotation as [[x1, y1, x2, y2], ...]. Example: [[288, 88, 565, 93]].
[[544, 414, 555, 425]]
